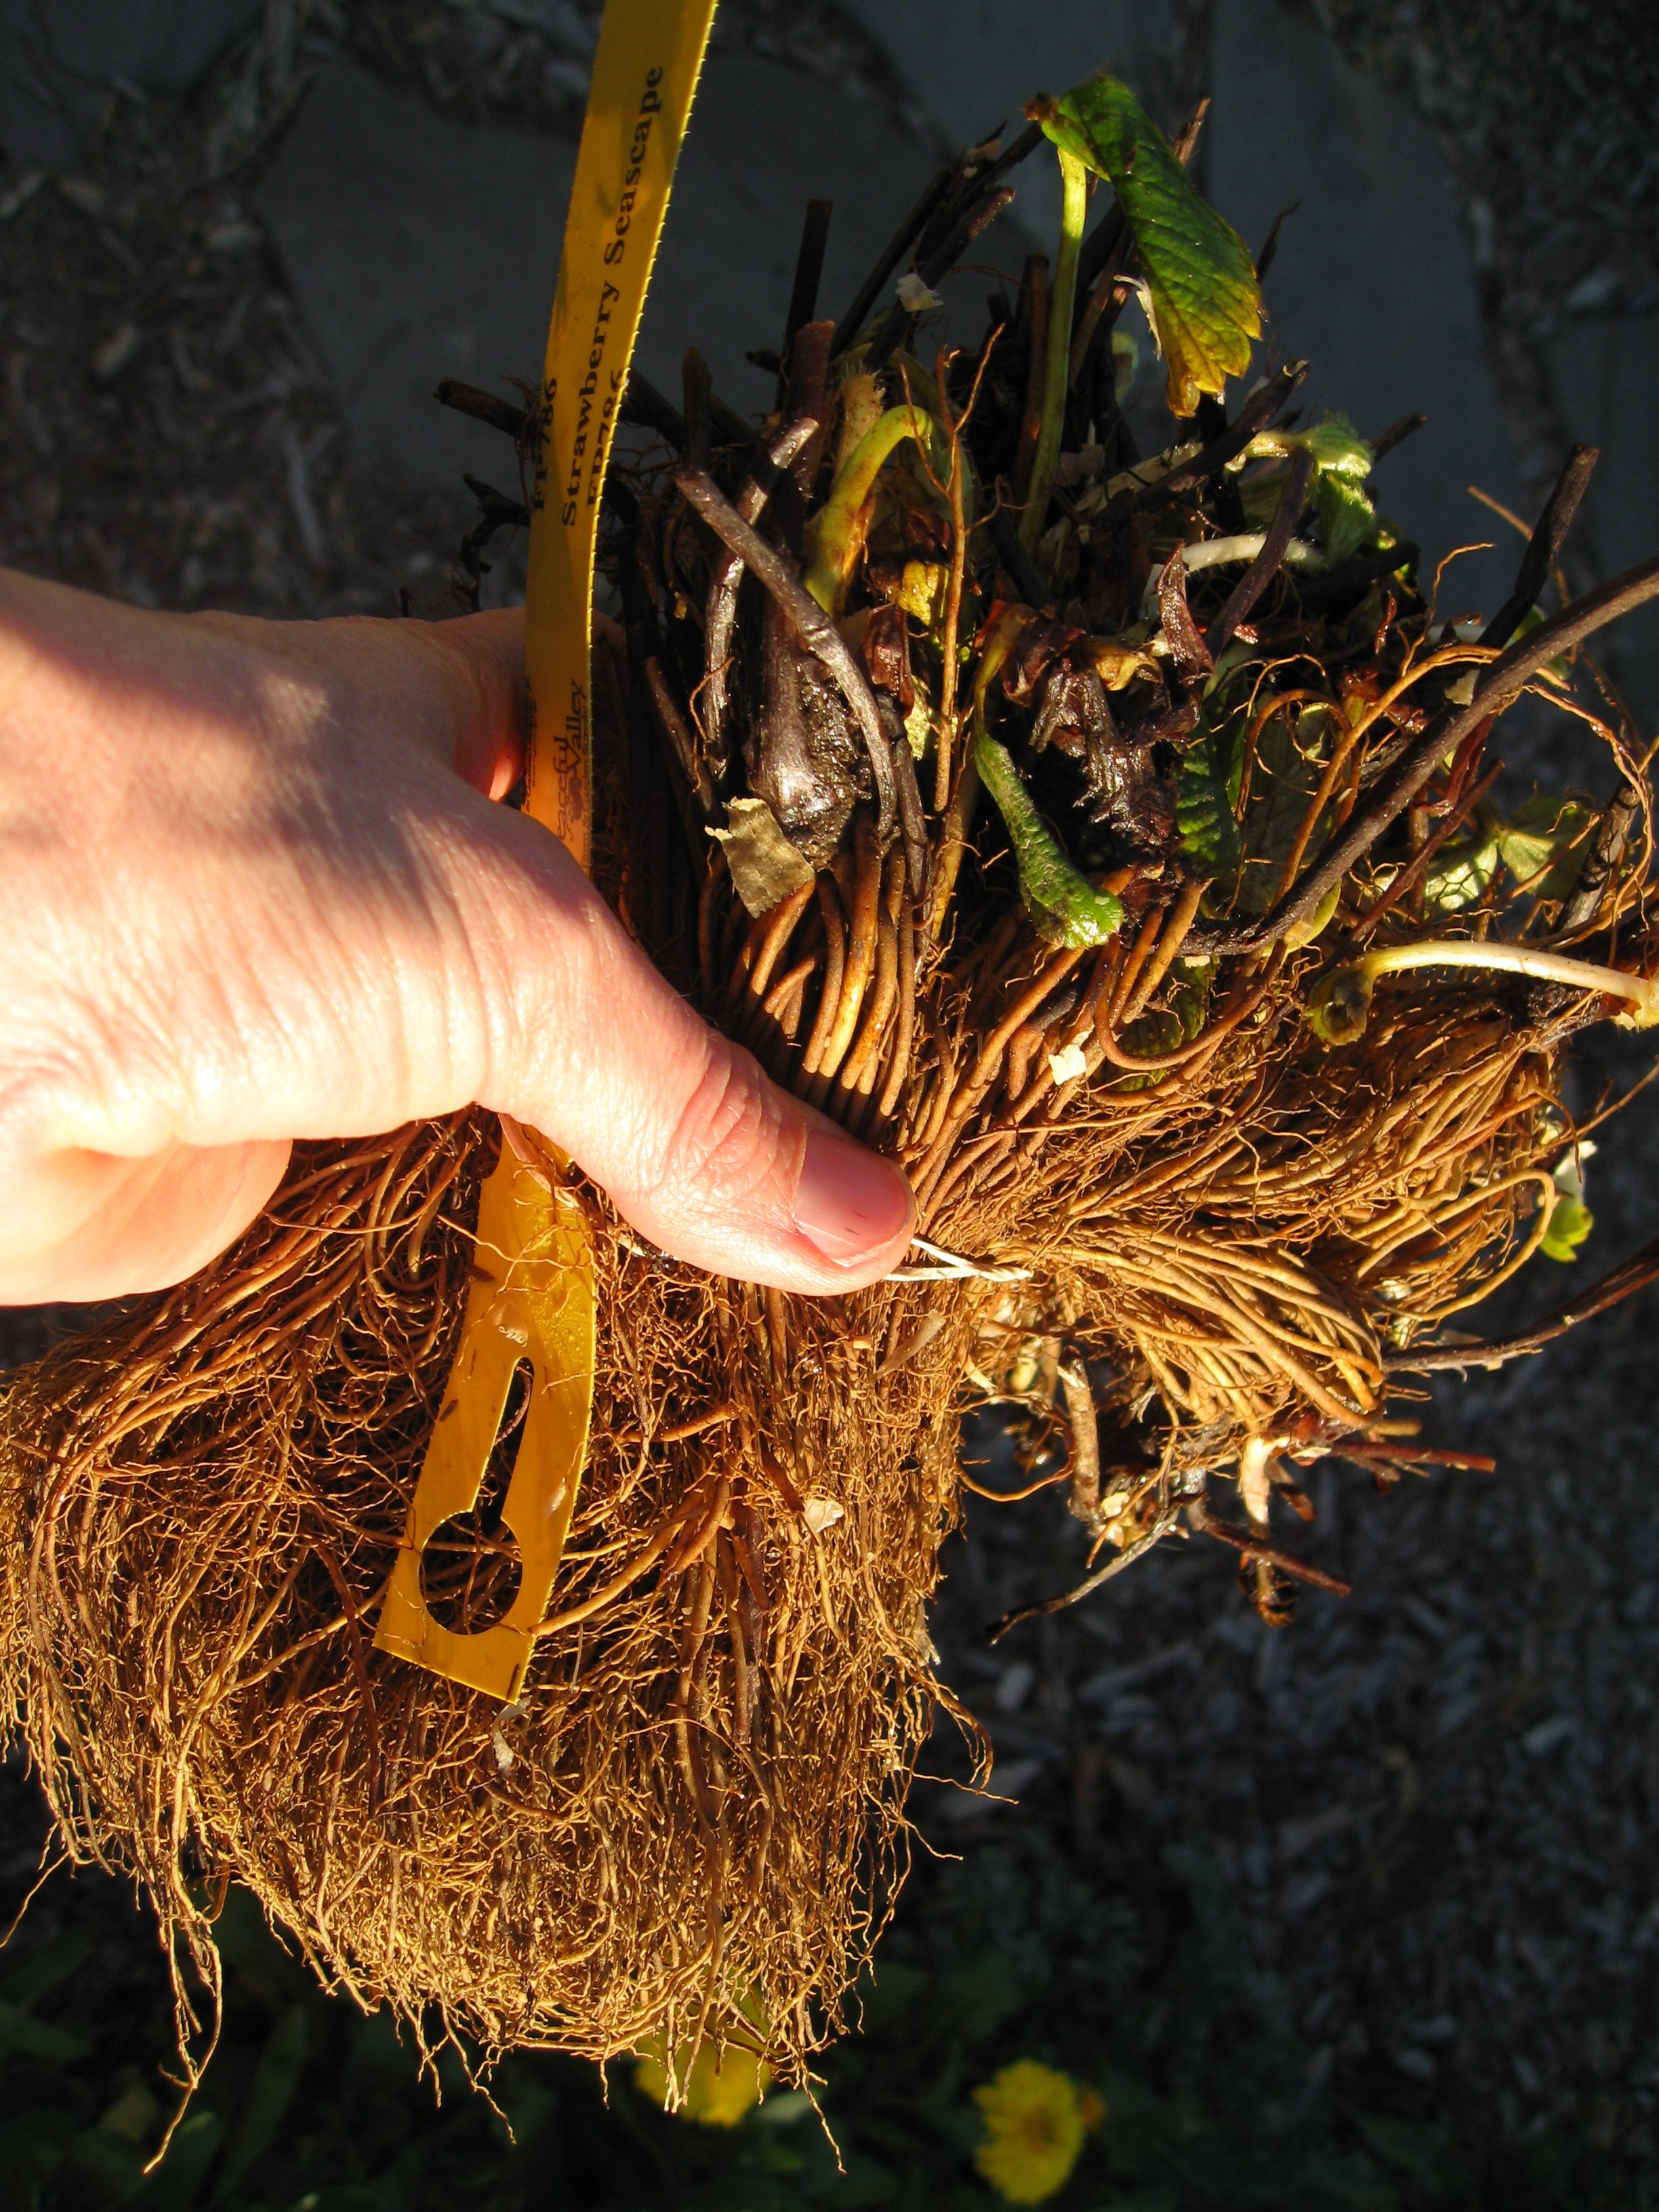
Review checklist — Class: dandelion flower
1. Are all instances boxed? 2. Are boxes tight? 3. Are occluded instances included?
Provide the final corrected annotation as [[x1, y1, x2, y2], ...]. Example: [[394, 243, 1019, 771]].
[[633, 2036, 770, 2127], [972, 2059, 1099, 2203]]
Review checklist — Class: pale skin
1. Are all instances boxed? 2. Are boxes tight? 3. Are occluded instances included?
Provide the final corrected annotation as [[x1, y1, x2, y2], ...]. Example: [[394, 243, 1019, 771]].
[[0, 569, 914, 1307]]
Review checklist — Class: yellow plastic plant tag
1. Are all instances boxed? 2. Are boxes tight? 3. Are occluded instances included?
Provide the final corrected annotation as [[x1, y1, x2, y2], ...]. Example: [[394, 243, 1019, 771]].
[[374, 0, 720, 1699], [371, 1145, 596, 1700]]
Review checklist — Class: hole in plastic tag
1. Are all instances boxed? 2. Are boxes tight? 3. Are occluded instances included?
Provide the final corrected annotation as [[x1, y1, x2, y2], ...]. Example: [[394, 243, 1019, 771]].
[[419, 1355, 532, 1634]]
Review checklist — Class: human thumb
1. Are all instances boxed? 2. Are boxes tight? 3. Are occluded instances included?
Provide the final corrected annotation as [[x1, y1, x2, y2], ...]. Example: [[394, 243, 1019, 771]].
[[485, 838, 914, 1295]]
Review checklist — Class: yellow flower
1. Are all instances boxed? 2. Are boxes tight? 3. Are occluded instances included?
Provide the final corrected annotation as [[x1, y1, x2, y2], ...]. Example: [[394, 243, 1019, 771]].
[[972, 2060, 1100, 2205], [633, 2035, 770, 2128]]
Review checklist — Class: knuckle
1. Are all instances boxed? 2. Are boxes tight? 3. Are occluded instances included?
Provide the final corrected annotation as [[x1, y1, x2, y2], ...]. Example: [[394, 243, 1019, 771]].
[[660, 1039, 791, 1208]]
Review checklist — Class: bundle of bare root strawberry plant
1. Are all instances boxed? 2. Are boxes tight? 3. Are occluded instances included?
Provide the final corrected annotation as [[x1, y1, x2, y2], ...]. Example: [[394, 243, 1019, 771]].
[[5, 71, 1659, 2106]]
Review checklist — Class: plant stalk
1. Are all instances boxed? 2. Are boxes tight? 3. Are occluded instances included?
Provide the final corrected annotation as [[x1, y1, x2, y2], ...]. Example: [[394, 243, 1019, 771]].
[[934, 344, 969, 812], [803, 406, 941, 613], [1365, 940, 1658, 1005], [1020, 148, 1088, 556], [1309, 938, 1659, 1044]]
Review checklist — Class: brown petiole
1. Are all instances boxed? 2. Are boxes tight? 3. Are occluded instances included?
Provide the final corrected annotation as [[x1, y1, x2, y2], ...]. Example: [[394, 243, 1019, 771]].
[[678, 465, 901, 861], [1479, 442, 1598, 652], [1129, 361, 1308, 511], [1383, 1229, 1659, 1376], [1204, 445, 1316, 657], [1194, 554, 1659, 956], [700, 413, 819, 772]]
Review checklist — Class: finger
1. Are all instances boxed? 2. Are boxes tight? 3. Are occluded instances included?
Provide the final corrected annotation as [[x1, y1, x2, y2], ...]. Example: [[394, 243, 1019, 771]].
[[434, 607, 525, 798], [484, 847, 915, 1294], [1, 571, 905, 1298], [21, 794, 912, 1298], [1, 1138, 291, 1305], [237, 605, 528, 798]]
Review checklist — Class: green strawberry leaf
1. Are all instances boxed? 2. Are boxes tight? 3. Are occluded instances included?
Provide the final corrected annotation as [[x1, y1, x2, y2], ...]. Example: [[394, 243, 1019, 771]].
[[1282, 874, 1342, 949], [975, 717, 1124, 947], [1422, 798, 1593, 916], [1246, 413, 1378, 564], [1496, 796, 1595, 901], [1542, 1193, 1593, 1263], [1513, 603, 1572, 684], [1314, 468, 1378, 565], [1111, 972, 1214, 1088], [1544, 1144, 1594, 1261], [1422, 833, 1499, 916], [1028, 74, 1261, 417], [1233, 705, 1331, 915], [1296, 413, 1373, 478], [1176, 733, 1242, 880]]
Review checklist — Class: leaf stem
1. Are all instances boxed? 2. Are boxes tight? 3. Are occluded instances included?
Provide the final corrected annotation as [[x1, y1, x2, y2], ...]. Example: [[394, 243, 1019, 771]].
[[928, 332, 999, 814], [802, 405, 940, 613], [810, 401, 955, 614], [1308, 939, 1659, 1044], [934, 347, 969, 812], [1020, 148, 1088, 556]]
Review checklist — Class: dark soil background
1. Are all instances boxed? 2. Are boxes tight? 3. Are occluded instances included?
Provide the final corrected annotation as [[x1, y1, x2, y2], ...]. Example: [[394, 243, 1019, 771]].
[[3, 0, 1659, 2192]]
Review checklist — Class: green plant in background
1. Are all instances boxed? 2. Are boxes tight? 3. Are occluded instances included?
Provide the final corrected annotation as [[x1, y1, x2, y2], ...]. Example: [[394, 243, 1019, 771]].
[[3, 1835, 1652, 2212]]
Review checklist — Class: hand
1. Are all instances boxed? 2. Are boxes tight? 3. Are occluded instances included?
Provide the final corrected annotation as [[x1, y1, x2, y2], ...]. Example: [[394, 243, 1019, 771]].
[[0, 569, 914, 1305]]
